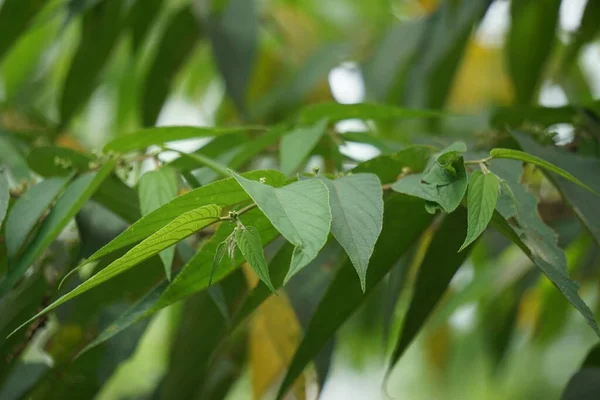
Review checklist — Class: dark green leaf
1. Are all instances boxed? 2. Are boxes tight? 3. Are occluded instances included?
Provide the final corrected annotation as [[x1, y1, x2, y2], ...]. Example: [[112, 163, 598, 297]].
[[320, 173, 383, 291], [352, 145, 436, 183], [5, 176, 72, 258], [459, 171, 499, 251], [11, 204, 222, 336], [142, 6, 202, 126], [83, 170, 285, 264], [388, 208, 470, 372], [507, 0, 560, 104], [60, 0, 126, 126], [490, 147, 600, 195], [232, 172, 331, 281], [235, 226, 274, 291], [296, 102, 447, 125], [562, 344, 600, 400], [208, 0, 258, 113], [26, 146, 92, 177], [92, 175, 141, 223], [0, 169, 8, 230], [138, 167, 179, 280], [103, 126, 262, 153], [489, 101, 600, 127], [276, 194, 433, 400], [492, 159, 600, 337], [0, 0, 46, 62], [280, 119, 328, 176], [0, 160, 116, 295], [127, 0, 164, 53]]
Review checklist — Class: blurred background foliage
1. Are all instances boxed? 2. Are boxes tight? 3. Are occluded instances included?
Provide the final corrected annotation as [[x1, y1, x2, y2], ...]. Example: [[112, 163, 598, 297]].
[[1, 0, 600, 399]]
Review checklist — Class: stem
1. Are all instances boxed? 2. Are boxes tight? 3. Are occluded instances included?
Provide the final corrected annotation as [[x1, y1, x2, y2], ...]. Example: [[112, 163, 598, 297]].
[[219, 203, 257, 221], [464, 156, 492, 165]]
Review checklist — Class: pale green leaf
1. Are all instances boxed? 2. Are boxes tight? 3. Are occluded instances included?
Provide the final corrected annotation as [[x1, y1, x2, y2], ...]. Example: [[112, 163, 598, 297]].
[[490, 147, 600, 195], [459, 171, 499, 252], [280, 119, 328, 176], [235, 226, 274, 291], [232, 172, 331, 281], [421, 158, 468, 213], [0, 161, 116, 295], [138, 167, 179, 280], [392, 174, 439, 203], [103, 126, 262, 153], [10, 204, 222, 337], [83, 170, 285, 264], [5, 176, 72, 258], [320, 174, 383, 291]]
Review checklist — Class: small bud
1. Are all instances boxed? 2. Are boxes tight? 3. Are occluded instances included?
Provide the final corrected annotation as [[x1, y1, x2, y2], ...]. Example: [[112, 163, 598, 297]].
[[259, 177, 266, 184], [312, 166, 320, 175]]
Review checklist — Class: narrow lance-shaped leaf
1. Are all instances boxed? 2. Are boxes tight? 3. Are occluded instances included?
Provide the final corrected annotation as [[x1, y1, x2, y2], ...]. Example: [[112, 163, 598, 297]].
[[276, 194, 433, 400], [232, 172, 331, 282], [138, 167, 179, 280], [319, 174, 383, 291], [0, 169, 8, 229], [490, 147, 600, 195], [0, 161, 116, 295], [235, 226, 274, 291], [81, 170, 285, 265], [280, 119, 328, 176], [10, 204, 223, 337], [387, 208, 471, 375], [0, 0, 46, 62], [459, 171, 499, 252], [5, 176, 72, 258]]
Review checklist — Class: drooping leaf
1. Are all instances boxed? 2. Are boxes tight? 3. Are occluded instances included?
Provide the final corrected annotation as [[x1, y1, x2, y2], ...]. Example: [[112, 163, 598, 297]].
[[127, 0, 164, 53], [276, 194, 433, 400], [507, 0, 560, 104], [103, 126, 262, 153], [0, 169, 8, 229], [78, 207, 279, 354], [208, 0, 258, 113], [11, 204, 223, 336], [232, 172, 331, 281], [510, 130, 600, 245], [5, 176, 72, 259], [280, 119, 328, 176], [296, 102, 447, 125], [319, 174, 383, 291], [82, 170, 285, 265], [138, 167, 179, 280], [235, 226, 274, 291], [142, 6, 202, 126], [491, 159, 600, 337], [459, 171, 499, 251], [26, 146, 92, 177], [490, 147, 600, 195], [60, 0, 126, 126], [0, 0, 46, 62], [387, 208, 470, 373], [0, 161, 116, 295]]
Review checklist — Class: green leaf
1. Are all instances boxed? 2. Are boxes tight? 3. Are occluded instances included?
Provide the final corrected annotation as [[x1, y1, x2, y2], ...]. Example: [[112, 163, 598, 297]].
[[103, 126, 261, 153], [489, 101, 600, 127], [0, 0, 46, 62], [235, 226, 274, 291], [142, 6, 201, 126], [459, 171, 499, 252], [296, 102, 447, 125], [77, 207, 279, 355], [280, 119, 328, 176], [0, 160, 116, 295], [232, 172, 331, 281], [387, 207, 470, 374], [26, 146, 92, 177], [167, 134, 247, 172], [0, 136, 30, 182], [319, 174, 383, 291], [276, 194, 434, 400], [0, 169, 8, 229], [92, 175, 141, 223], [5, 176, 72, 259], [208, 0, 258, 113], [510, 130, 600, 245], [60, 0, 126, 126], [507, 0, 560, 104], [435, 142, 467, 173], [83, 170, 285, 264], [138, 167, 179, 280], [352, 145, 436, 183], [492, 159, 600, 337], [490, 147, 600, 195], [559, 0, 600, 75], [392, 174, 439, 203], [11, 204, 222, 337], [166, 148, 232, 178], [127, 0, 164, 53], [562, 344, 600, 400]]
